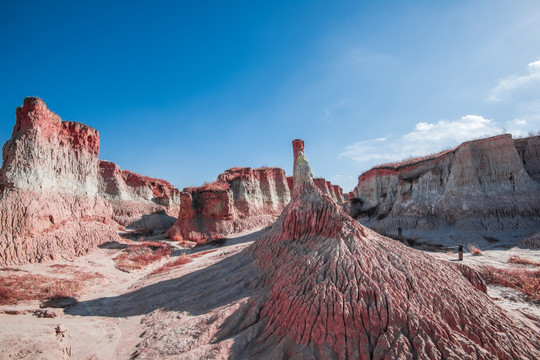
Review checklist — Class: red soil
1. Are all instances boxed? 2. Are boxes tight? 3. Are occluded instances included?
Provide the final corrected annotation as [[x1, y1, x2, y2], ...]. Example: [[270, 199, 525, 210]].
[[113, 242, 173, 272], [479, 265, 540, 302]]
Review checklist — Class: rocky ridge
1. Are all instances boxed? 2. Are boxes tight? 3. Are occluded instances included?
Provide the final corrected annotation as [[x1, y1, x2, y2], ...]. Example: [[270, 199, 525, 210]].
[[134, 139, 540, 359], [0, 98, 180, 266], [167, 166, 344, 244], [350, 134, 540, 236]]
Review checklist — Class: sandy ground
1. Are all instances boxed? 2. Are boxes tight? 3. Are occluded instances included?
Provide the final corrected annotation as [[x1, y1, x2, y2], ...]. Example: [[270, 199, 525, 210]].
[[0, 228, 259, 360], [1, 226, 539, 359]]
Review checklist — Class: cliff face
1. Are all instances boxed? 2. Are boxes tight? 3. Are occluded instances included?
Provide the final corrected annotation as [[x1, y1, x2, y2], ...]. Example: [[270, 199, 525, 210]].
[[168, 167, 291, 243], [351, 134, 540, 234], [98, 160, 180, 230], [0, 98, 100, 196], [168, 166, 345, 243], [0, 98, 180, 266], [515, 136, 540, 182]]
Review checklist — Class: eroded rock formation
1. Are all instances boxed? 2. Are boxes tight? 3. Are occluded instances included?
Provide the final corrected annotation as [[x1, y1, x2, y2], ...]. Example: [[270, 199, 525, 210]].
[[98, 160, 180, 230], [133, 139, 540, 359], [350, 134, 540, 235], [0, 98, 180, 266], [167, 167, 291, 243], [167, 166, 345, 243], [290, 176, 345, 204]]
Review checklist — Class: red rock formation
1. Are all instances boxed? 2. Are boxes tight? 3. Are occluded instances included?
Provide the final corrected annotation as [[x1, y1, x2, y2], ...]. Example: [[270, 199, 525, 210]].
[[0, 98, 180, 266], [134, 139, 540, 359], [350, 134, 540, 235], [168, 167, 290, 243], [168, 166, 345, 243]]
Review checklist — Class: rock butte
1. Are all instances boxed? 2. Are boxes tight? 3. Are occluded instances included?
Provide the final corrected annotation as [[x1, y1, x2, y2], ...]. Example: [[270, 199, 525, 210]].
[[167, 166, 345, 244], [133, 139, 540, 359], [350, 134, 540, 236], [0, 97, 180, 266]]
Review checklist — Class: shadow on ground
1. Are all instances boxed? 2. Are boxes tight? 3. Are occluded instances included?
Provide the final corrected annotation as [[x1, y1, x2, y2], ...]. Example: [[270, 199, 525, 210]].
[[65, 230, 264, 318]]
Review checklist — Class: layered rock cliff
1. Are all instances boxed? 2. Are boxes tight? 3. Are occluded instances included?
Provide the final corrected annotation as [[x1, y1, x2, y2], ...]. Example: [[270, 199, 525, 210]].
[[167, 166, 345, 243], [168, 167, 291, 243], [350, 134, 540, 236], [0, 98, 180, 266], [98, 160, 180, 230]]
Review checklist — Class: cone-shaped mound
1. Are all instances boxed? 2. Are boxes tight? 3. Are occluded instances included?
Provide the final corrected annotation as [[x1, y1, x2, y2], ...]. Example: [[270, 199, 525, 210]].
[[235, 139, 539, 359], [131, 140, 539, 359]]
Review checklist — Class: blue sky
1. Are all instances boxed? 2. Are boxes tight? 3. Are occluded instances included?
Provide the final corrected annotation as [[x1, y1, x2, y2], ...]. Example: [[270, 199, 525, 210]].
[[1, 1, 539, 191]]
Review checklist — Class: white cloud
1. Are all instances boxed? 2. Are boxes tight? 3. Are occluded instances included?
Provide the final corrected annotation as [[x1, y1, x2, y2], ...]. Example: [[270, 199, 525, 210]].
[[529, 59, 540, 70], [339, 115, 504, 167], [488, 59, 540, 102], [415, 122, 434, 131]]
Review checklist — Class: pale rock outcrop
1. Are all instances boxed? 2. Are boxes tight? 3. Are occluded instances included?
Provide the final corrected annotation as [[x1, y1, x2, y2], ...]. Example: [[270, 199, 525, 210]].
[[98, 160, 180, 230], [0, 98, 180, 266], [515, 135, 540, 182], [0, 97, 100, 196], [167, 167, 345, 243], [133, 139, 540, 359], [350, 134, 540, 235]]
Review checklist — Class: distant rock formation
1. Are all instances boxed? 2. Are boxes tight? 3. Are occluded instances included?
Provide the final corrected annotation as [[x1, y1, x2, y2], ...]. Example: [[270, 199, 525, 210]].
[[350, 134, 540, 236], [0, 98, 180, 266], [167, 167, 291, 243], [98, 160, 180, 230], [135, 139, 540, 359], [167, 166, 345, 244]]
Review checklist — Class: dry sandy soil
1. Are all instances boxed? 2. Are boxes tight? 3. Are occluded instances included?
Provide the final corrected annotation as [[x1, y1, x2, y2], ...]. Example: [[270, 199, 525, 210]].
[[0, 227, 539, 359]]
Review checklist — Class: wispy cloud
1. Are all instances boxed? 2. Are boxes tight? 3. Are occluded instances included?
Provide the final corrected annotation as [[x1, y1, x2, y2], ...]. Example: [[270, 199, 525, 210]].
[[324, 97, 351, 120], [488, 59, 540, 102], [339, 115, 511, 166]]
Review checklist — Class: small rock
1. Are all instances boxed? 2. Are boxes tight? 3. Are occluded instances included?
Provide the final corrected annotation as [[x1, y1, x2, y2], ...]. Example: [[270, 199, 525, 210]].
[[34, 309, 61, 318]]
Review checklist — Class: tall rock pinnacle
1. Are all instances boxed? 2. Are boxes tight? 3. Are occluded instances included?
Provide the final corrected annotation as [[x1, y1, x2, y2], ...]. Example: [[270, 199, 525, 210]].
[[292, 138, 316, 199], [241, 139, 540, 359]]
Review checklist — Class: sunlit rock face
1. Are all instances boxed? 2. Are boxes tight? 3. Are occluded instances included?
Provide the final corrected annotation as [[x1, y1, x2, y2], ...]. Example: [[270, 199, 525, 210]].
[[167, 166, 291, 243], [0, 98, 180, 266], [350, 134, 540, 233], [0, 97, 100, 196], [97, 160, 180, 230]]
